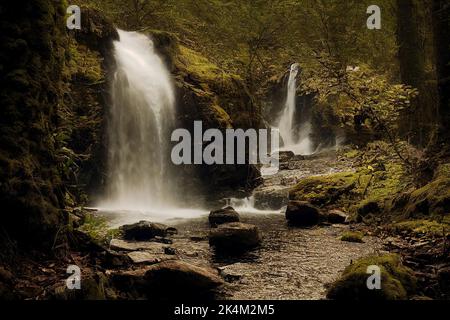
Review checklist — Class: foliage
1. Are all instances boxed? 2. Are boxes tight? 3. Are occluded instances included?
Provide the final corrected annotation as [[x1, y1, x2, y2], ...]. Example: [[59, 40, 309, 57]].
[[78, 213, 119, 244]]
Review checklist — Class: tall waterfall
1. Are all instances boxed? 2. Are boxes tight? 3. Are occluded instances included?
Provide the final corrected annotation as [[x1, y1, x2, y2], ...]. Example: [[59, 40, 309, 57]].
[[101, 30, 176, 211], [277, 63, 313, 155]]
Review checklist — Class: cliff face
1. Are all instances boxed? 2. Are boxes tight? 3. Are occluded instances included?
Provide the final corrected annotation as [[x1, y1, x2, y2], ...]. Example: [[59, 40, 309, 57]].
[[150, 31, 262, 197], [60, 7, 118, 206], [0, 3, 118, 250], [0, 1, 68, 250]]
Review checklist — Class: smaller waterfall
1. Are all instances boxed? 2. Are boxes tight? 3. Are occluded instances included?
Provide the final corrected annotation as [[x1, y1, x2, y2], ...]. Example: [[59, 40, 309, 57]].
[[277, 63, 313, 155]]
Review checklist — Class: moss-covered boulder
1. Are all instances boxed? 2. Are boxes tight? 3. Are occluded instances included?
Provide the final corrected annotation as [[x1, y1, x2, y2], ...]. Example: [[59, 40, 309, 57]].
[[401, 164, 450, 218], [340, 231, 364, 243], [327, 254, 417, 300], [289, 172, 358, 207]]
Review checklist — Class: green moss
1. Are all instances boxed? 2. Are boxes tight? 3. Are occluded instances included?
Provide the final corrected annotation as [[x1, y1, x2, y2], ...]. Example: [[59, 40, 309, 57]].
[[388, 219, 450, 238], [343, 149, 359, 159], [340, 231, 364, 243], [290, 171, 358, 207], [403, 164, 450, 217], [64, 42, 104, 84], [78, 213, 111, 244], [327, 254, 417, 300]]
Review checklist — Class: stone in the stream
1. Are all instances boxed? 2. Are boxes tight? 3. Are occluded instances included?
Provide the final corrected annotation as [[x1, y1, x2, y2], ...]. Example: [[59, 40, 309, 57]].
[[120, 221, 177, 241], [109, 239, 168, 252], [209, 206, 240, 227], [209, 222, 261, 253], [127, 251, 178, 265], [144, 260, 223, 295], [253, 187, 289, 211], [327, 209, 348, 224], [285, 201, 323, 227], [218, 263, 246, 282]]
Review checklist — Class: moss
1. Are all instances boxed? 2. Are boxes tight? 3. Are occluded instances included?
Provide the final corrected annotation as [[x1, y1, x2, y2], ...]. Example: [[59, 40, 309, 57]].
[[327, 254, 417, 300], [78, 213, 111, 244], [387, 219, 450, 238], [343, 149, 359, 159], [178, 45, 237, 84], [403, 164, 450, 217], [0, 0, 68, 249], [290, 171, 358, 207], [64, 42, 104, 84], [340, 231, 365, 243]]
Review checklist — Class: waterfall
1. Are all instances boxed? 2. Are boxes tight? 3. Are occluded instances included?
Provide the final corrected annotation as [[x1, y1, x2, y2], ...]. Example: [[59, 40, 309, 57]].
[[277, 63, 313, 155], [100, 30, 176, 211]]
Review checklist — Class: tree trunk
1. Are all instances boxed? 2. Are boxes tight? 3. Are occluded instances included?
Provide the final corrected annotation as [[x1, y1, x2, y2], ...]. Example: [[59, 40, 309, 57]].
[[432, 0, 450, 136]]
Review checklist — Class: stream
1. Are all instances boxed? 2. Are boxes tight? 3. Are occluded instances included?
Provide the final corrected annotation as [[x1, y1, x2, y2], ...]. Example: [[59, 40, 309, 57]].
[[99, 150, 385, 300]]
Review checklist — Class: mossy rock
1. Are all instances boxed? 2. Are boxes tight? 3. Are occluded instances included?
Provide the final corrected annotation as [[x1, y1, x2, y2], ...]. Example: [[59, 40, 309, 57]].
[[402, 164, 450, 217], [340, 231, 364, 243], [327, 254, 417, 300], [289, 171, 358, 207]]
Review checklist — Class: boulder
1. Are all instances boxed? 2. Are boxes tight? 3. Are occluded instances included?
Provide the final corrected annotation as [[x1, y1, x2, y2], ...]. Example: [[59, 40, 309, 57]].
[[209, 222, 261, 253], [327, 254, 417, 300], [120, 221, 177, 241], [209, 207, 240, 227], [279, 151, 295, 170], [285, 201, 323, 227], [327, 209, 348, 224], [253, 187, 289, 210], [144, 260, 223, 296]]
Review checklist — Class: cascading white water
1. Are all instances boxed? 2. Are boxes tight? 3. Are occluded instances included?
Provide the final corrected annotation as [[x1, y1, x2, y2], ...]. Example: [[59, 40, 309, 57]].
[[101, 30, 176, 211], [277, 63, 313, 155]]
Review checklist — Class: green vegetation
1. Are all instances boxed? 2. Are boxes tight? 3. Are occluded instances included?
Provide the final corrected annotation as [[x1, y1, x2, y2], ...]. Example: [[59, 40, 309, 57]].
[[327, 254, 417, 300], [78, 213, 120, 244], [340, 231, 364, 243], [387, 219, 450, 238]]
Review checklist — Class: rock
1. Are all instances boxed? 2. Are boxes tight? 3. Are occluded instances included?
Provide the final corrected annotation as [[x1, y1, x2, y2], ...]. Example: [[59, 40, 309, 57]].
[[0, 267, 13, 285], [120, 221, 177, 241], [109, 239, 168, 252], [127, 251, 178, 265], [253, 187, 289, 210], [99, 249, 132, 268], [144, 260, 223, 296], [209, 207, 240, 227], [279, 151, 295, 170], [437, 266, 450, 294], [109, 268, 150, 298], [52, 272, 108, 300], [285, 201, 323, 227], [340, 231, 364, 243], [209, 223, 261, 253], [327, 209, 348, 224], [356, 201, 381, 220], [0, 267, 15, 300], [218, 263, 246, 282], [327, 254, 417, 300]]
